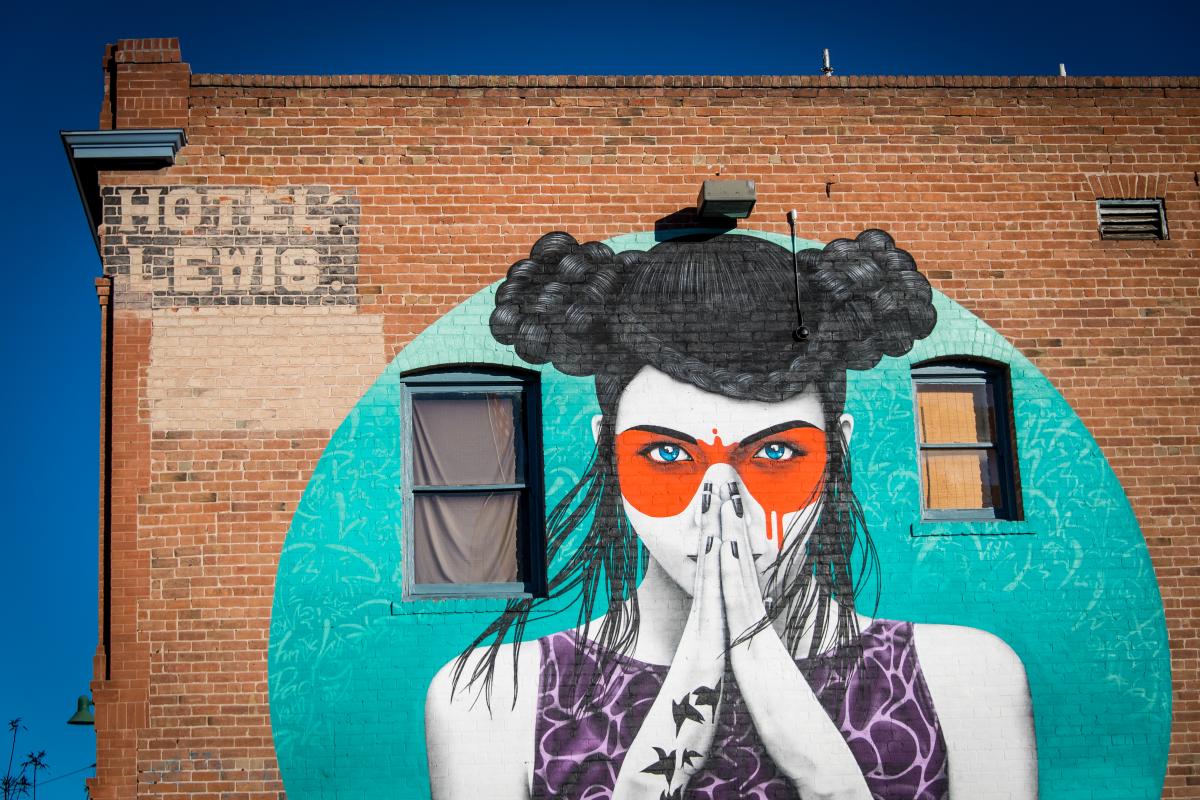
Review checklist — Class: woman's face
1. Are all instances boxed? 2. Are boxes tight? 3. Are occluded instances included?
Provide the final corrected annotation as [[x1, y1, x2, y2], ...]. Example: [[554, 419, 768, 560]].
[[611, 366, 851, 594]]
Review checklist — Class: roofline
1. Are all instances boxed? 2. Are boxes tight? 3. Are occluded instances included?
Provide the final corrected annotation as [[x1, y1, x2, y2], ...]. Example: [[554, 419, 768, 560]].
[[60, 128, 187, 259], [191, 73, 1200, 90]]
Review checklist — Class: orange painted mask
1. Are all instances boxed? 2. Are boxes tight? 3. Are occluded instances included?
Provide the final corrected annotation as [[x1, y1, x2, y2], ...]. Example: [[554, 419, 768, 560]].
[[615, 423, 828, 548]]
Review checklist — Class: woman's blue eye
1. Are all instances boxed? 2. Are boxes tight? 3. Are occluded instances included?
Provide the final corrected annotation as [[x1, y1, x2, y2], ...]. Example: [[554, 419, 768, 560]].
[[648, 444, 691, 463], [756, 442, 799, 461]]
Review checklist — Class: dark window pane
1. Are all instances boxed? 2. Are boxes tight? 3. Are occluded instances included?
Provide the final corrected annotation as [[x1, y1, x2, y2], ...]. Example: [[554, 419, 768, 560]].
[[412, 492, 520, 584], [922, 449, 1003, 511], [916, 383, 996, 444], [412, 394, 517, 486]]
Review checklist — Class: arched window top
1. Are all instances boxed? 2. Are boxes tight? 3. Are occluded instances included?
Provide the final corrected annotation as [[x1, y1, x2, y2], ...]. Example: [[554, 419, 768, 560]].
[[401, 363, 538, 385], [912, 357, 1006, 378]]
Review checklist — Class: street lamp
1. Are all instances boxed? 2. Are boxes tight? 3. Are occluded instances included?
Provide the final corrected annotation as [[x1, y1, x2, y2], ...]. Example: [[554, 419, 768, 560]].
[[67, 696, 94, 726], [696, 179, 756, 221]]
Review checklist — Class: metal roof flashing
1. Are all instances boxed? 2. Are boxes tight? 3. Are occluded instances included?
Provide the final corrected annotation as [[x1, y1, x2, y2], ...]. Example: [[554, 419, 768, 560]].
[[61, 128, 187, 256]]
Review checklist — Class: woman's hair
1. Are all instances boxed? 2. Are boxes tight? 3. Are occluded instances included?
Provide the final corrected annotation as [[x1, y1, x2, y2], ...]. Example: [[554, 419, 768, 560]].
[[454, 229, 936, 706]]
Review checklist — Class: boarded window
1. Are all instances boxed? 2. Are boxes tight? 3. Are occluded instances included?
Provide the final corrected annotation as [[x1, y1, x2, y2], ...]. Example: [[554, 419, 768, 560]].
[[913, 362, 1020, 521]]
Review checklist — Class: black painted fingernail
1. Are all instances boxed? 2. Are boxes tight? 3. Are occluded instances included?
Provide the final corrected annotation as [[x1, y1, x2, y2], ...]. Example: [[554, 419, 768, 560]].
[[728, 483, 744, 518], [705, 536, 713, 553], [701, 483, 712, 513], [731, 541, 739, 559]]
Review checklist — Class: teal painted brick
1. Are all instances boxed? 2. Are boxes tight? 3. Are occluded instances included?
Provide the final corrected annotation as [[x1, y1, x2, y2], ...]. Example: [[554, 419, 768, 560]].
[[269, 228, 1170, 800]]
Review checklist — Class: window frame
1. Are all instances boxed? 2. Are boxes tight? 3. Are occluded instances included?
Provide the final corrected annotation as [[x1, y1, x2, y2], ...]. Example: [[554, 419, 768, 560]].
[[911, 360, 1022, 522], [399, 367, 546, 600]]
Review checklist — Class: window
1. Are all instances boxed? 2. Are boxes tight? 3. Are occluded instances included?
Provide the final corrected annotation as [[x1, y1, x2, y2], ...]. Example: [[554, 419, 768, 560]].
[[912, 361, 1020, 521], [400, 368, 544, 598], [1096, 198, 1168, 240]]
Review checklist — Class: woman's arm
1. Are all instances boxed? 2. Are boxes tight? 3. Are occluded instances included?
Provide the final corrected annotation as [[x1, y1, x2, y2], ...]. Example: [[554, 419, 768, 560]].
[[425, 641, 540, 800], [914, 624, 1038, 799]]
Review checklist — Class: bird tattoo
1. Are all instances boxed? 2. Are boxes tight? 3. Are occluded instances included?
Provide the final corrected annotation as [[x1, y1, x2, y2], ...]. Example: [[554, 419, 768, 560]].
[[680, 749, 702, 768], [692, 685, 720, 716], [659, 788, 684, 800], [672, 697, 705, 734], [642, 747, 676, 785]]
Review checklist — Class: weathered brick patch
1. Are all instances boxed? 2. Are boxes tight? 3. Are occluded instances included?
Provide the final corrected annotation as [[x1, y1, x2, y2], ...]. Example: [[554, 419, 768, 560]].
[[147, 305, 385, 432]]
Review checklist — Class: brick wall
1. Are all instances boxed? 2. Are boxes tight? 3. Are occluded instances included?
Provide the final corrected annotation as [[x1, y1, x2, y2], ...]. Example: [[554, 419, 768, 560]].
[[100, 39, 189, 130], [85, 38, 1199, 798]]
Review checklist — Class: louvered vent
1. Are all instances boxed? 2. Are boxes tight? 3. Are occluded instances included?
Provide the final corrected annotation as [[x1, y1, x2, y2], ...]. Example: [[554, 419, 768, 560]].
[[1097, 198, 1168, 240]]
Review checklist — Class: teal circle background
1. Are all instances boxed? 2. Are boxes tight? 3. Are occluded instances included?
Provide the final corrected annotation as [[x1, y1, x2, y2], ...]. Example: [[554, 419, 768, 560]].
[[268, 229, 1170, 799]]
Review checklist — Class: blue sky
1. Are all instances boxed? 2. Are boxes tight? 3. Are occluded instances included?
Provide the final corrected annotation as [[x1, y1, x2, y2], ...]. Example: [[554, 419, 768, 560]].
[[1, 0, 1197, 796]]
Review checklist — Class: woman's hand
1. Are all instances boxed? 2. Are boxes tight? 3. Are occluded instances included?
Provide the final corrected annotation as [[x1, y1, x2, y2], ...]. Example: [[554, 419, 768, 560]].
[[612, 482, 727, 799], [717, 481, 873, 800]]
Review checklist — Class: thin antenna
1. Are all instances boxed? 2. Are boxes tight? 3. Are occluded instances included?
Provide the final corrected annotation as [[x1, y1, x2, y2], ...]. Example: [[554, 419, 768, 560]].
[[1058, 63, 1067, 77], [787, 210, 808, 342], [821, 49, 834, 76]]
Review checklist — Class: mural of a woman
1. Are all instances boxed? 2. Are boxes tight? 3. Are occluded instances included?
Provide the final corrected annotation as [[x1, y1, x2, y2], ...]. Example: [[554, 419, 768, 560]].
[[425, 230, 1038, 799]]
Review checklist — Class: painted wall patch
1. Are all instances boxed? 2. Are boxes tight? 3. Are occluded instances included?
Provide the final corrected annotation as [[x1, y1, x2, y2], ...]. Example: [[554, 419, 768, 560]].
[[268, 228, 1169, 800], [101, 186, 359, 307]]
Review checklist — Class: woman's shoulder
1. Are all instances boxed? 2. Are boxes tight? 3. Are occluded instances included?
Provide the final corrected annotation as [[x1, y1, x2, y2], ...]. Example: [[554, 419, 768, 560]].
[[425, 640, 544, 798], [908, 623, 1034, 757], [909, 622, 1029, 690], [426, 639, 544, 724], [907, 623, 1038, 796]]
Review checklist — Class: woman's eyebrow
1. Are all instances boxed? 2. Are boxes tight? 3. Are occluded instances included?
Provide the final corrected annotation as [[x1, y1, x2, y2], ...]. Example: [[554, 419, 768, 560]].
[[740, 420, 819, 447], [626, 424, 698, 445]]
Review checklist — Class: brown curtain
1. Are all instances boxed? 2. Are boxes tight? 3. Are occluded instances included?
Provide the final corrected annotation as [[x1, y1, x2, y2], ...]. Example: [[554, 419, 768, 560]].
[[412, 493, 519, 584], [412, 395, 515, 486], [410, 394, 520, 583]]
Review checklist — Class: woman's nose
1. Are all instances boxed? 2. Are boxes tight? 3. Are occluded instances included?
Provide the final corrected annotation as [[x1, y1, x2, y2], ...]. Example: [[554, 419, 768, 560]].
[[701, 462, 741, 498]]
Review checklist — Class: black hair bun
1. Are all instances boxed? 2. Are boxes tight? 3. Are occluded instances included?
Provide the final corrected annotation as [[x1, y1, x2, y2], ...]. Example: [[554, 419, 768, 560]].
[[490, 232, 637, 376], [492, 228, 935, 398], [803, 229, 936, 371]]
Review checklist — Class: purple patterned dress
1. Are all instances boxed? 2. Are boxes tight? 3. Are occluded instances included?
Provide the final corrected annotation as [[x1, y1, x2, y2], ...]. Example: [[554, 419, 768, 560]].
[[532, 619, 949, 800]]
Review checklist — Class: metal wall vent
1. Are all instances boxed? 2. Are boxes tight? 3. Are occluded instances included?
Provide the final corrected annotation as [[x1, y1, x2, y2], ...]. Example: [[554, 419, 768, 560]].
[[1097, 198, 1168, 240]]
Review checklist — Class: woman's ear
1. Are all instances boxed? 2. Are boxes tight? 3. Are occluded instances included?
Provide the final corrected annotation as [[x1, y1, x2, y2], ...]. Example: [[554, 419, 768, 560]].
[[591, 414, 603, 444], [838, 413, 854, 447]]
